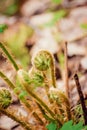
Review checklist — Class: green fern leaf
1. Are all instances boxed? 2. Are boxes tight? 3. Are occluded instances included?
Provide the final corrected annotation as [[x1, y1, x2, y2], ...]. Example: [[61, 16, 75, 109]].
[[60, 120, 87, 130], [46, 122, 57, 130]]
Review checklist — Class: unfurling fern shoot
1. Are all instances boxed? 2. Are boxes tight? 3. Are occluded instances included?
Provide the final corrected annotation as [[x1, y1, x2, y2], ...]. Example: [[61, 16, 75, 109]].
[[32, 50, 56, 88]]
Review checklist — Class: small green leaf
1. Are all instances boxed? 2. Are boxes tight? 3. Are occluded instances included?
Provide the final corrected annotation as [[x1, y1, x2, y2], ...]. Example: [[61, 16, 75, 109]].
[[46, 122, 57, 130], [0, 24, 8, 33], [45, 10, 66, 26], [5, 3, 18, 15], [53, 10, 66, 21], [52, 0, 62, 4], [80, 23, 87, 29], [19, 91, 28, 99], [60, 120, 87, 130]]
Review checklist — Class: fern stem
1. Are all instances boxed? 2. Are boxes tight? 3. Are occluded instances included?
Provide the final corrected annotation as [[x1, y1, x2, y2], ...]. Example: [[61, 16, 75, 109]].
[[0, 71, 15, 89], [43, 72, 52, 102], [0, 42, 19, 71], [0, 108, 32, 130], [25, 85, 55, 117], [37, 102, 55, 122], [24, 85, 62, 126]]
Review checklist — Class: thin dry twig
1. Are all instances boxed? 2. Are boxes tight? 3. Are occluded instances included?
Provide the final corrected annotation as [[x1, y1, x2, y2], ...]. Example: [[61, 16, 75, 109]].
[[74, 74, 87, 125], [64, 42, 72, 120], [64, 41, 69, 98]]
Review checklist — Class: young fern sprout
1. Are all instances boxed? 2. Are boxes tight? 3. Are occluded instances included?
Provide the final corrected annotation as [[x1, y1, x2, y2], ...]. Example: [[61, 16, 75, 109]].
[[0, 89, 32, 130], [0, 43, 73, 129], [0, 89, 12, 109], [28, 67, 51, 101], [29, 68, 45, 87], [18, 69, 45, 89], [18, 68, 52, 104], [49, 87, 71, 121], [17, 69, 32, 86], [17, 69, 63, 126], [0, 41, 44, 126], [0, 70, 43, 125], [32, 50, 56, 88], [0, 43, 37, 115]]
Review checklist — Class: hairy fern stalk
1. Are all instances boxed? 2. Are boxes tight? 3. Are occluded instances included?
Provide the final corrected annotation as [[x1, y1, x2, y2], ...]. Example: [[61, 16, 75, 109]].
[[0, 42, 82, 130]]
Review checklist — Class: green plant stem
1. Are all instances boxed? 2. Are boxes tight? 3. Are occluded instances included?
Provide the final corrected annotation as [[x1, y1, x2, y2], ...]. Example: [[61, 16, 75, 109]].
[[0, 71, 15, 89], [50, 58, 56, 88], [24, 85, 55, 117], [60, 91, 71, 120], [0, 71, 43, 125], [45, 84, 52, 103], [0, 107, 32, 130], [46, 51, 56, 88], [43, 72, 52, 103], [0, 42, 19, 71], [37, 102, 55, 122], [47, 52, 56, 88]]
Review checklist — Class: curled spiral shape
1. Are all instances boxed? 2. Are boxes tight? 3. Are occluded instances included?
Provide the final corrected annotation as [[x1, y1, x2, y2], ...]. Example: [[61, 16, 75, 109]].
[[33, 50, 53, 71]]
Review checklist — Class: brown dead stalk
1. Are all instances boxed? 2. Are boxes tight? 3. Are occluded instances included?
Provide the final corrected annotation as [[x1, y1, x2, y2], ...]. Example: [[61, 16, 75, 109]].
[[64, 41, 69, 98], [74, 74, 87, 125]]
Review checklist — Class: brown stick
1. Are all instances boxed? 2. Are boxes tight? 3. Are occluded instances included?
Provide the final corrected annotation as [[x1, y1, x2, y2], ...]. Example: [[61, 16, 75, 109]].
[[64, 42, 72, 120], [64, 41, 69, 98], [74, 74, 87, 125]]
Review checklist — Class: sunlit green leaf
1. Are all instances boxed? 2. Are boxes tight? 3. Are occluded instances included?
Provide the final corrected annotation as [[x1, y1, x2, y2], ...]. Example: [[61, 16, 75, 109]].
[[0, 24, 8, 33], [60, 120, 87, 130], [46, 122, 57, 130]]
